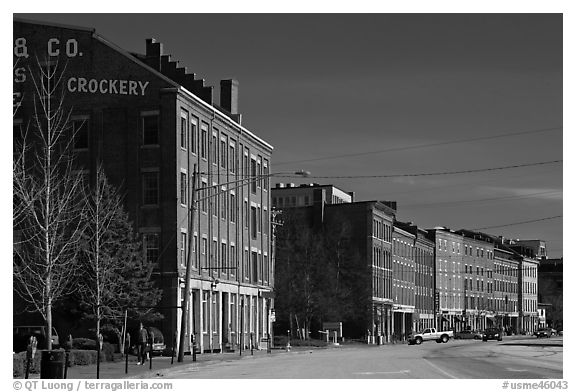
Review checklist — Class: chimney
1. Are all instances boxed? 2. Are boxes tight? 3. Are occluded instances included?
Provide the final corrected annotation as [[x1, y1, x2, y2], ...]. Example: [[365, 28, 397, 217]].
[[220, 79, 239, 115]]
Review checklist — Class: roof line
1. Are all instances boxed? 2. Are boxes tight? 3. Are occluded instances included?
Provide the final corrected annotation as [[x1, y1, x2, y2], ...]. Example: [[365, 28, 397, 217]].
[[14, 17, 95, 33], [16, 18, 273, 151]]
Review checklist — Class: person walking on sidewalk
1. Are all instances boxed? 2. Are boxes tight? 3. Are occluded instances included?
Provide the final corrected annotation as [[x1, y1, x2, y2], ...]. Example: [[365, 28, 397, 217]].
[[137, 323, 149, 365]]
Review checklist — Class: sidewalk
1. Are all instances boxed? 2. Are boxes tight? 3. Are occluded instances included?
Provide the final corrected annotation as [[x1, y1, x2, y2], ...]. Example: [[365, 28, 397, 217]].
[[31, 347, 315, 379]]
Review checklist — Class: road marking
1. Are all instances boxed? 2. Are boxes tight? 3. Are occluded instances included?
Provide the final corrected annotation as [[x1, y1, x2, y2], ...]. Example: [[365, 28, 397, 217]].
[[506, 368, 528, 372], [422, 358, 457, 379], [354, 370, 411, 375]]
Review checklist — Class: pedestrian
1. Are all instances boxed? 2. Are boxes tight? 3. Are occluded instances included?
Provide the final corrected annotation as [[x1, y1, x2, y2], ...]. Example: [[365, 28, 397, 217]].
[[137, 323, 148, 365]]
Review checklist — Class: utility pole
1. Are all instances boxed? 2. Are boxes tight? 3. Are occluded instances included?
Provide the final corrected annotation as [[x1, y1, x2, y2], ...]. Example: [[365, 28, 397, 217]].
[[178, 164, 197, 362]]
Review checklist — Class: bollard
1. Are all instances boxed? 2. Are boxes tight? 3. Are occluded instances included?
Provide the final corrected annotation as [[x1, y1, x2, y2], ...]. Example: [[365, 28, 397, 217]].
[[149, 331, 154, 370], [125, 333, 130, 375], [64, 334, 72, 379], [286, 330, 291, 352], [171, 332, 176, 365], [25, 336, 37, 379], [267, 332, 271, 354], [250, 333, 254, 355], [96, 333, 103, 379], [192, 334, 197, 362]]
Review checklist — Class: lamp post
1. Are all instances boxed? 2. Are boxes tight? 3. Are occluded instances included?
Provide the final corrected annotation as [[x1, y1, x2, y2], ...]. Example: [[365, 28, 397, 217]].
[[177, 168, 309, 362]]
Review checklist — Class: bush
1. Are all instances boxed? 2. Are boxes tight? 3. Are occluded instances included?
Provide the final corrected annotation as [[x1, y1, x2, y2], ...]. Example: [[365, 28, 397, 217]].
[[13, 351, 41, 378], [67, 350, 97, 366], [72, 338, 97, 350]]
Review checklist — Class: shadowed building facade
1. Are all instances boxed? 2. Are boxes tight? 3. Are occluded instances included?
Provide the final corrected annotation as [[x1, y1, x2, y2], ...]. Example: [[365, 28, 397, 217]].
[[14, 19, 274, 354]]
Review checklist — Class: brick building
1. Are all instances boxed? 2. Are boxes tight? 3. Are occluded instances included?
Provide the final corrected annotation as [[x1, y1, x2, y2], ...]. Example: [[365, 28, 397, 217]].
[[492, 246, 520, 333], [425, 227, 464, 331], [395, 222, 435, 333], [457, 230, 496, 331], [538, 258, 562, 329], [14, 19, 274, 353], [391, 223, 416, 341]]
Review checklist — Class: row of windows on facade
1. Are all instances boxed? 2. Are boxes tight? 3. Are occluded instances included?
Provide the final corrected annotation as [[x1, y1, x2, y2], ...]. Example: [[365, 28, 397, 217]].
[[273, 195, 309, 208], [196, 293, 267, 335], [373, 219, 392, 242], [144, 231, 270, 284], [437, 239, 494, 260]]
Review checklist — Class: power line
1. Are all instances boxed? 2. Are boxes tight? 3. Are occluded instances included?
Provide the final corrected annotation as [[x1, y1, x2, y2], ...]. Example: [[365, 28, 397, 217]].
[[402, 190, 562, 208], [472, 216, 562, 231], [274, 126, 562, 166], [282, 160, 562, 179]]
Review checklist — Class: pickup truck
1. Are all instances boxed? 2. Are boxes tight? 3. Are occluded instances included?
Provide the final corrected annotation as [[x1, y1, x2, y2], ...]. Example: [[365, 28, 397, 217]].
[[408, 328, 453, 345]]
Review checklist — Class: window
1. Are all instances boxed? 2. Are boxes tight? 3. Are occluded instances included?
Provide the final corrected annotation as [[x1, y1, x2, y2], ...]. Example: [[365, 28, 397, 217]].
[[263, 159, 269, 190], [230, 193, 236, 223], [180, 232, 187, 265], [180, 172, 187, 205], [73, 118, 89, 150], [143, 233, 160, 265], [221, 188, 227, 220], [251, 158, 257, 193], [180, 114, 187, 149], [200, 124, 208, 159], [190, 117, 198, 154], [211, 133, 217, 165], [202, 292, 208, 333], [142, 171, 159, 205], [193, 234, 198, 268], [142, 113, 159, 145], [221, 242, 227, 270], [257, 206, 262, 234], [201, 179, 208, 212], [230, 245, 236, 277], [229, 142, 236, 173], [251, 206, 257, 239], [244, 200, 249, 228], [257, 156, 262, 188], [251, 251, 258, 282], [220, 138, 227, 169], [202, 237, 208, 268]]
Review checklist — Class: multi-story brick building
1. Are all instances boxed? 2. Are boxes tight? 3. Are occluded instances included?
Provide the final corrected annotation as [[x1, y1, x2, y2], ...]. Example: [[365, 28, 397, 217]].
[[538, 257, 562, 330], [14, 18, 274, 353], [394, 222, 435, 333], [493, 246, 520, 333], [425, 227, 464, 331], [498, 239, 541, 334], [392, 223, 416, 341], [271, 189, 396, 342], [457, 230, 495, 331]]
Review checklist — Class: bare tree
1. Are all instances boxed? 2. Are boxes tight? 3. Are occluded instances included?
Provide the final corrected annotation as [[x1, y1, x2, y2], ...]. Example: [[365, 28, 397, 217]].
[[13, 57, 85, 350], [78, 166, 162, 346]]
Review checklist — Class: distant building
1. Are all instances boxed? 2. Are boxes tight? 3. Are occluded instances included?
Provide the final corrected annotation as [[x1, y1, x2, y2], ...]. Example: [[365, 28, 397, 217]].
[[272, 183, 354, 208], [394, 222, 435, 335], [425, 228, 464, 331], [392, 223, 416, 341], [538, 258, 562, 329], [271, 188, 396, 342], [14, 18, 274, 354], [492, 246, 520, 333], [457, 230, 496, 332]]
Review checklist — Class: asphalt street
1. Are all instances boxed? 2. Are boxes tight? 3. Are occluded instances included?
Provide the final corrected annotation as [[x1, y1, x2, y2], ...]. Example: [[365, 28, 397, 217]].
[[149, 337, 563, 379]]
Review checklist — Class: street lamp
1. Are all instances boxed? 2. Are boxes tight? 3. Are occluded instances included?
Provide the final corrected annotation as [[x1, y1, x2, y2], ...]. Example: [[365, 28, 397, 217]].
[[177, 167, 309, 362]]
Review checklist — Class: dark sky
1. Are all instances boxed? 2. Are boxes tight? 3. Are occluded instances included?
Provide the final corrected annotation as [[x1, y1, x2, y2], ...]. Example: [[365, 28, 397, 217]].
[[19, 13, 563, 257]]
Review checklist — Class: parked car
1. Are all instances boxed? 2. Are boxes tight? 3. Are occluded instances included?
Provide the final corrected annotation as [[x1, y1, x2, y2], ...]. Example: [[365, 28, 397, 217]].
[[482, 327, 503, 342], [408, 328, 453, 345], [454, 329, 483, 340], [534, 328, 553, 338], [13, 325, 60, 352], [129, 326, 166, 356]]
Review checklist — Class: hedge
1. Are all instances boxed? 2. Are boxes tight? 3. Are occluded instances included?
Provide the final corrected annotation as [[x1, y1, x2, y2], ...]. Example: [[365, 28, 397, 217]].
[[13, 346, 117, 378]]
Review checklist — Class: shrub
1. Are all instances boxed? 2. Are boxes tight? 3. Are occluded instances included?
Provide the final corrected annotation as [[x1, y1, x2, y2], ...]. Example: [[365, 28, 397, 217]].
[[13, 350, 45, 378], [72, 338, 97, 350], [67, 350, 97, 367]]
